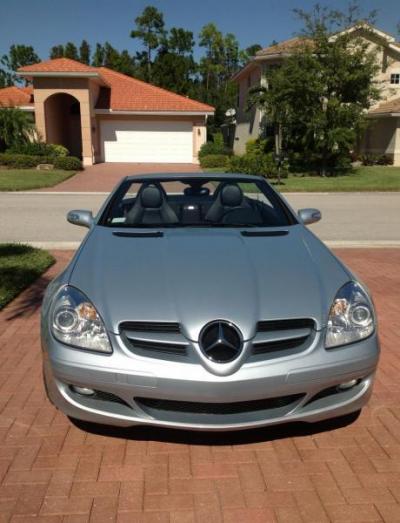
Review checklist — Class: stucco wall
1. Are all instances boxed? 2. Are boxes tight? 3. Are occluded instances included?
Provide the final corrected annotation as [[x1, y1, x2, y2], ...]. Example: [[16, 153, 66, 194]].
[[234, 67, 262, 154], [32, 77, 96, 165], [362, 116, 400, 165]]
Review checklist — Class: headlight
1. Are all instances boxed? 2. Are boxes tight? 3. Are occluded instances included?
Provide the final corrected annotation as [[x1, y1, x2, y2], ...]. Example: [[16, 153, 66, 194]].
[[325, 281, 375, 348], [51, 286, 112, 353]]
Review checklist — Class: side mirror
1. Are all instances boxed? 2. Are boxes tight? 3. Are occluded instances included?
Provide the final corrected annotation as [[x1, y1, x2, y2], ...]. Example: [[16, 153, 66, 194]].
[[67, 209, 94, 228], [298, 208, 321, 225]]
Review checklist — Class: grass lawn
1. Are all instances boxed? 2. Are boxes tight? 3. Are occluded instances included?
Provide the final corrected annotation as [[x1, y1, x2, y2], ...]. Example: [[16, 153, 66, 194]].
[[0, 169, 76, 191], [205, 166, 400, 192], [0, 244, 55, 310]]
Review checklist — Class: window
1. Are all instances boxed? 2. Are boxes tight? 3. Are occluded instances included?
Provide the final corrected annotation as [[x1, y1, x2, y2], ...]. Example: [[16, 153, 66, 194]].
[[390, 73, 400, 85], [101, 177, 295, 229]]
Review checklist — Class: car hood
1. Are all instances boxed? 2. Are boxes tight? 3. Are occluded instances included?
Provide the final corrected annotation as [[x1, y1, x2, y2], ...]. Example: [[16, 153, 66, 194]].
[[70, 225, 350, 340]]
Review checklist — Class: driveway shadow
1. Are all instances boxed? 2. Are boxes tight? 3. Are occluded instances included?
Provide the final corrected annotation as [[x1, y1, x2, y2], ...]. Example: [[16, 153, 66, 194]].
[[70, 411, 359, 445]]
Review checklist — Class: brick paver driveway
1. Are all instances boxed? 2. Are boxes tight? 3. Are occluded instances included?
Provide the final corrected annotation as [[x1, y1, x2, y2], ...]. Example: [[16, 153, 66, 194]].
[[1, 249, 400, 522], [44, 163, 201, 193]]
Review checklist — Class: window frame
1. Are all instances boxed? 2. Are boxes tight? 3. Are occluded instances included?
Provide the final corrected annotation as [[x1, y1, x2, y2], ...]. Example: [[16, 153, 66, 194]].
[[98, 176, 298, 229]]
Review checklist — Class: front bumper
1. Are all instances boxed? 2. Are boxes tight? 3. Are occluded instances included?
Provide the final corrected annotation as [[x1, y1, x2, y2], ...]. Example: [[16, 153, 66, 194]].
[[42, 330, 379, 431]]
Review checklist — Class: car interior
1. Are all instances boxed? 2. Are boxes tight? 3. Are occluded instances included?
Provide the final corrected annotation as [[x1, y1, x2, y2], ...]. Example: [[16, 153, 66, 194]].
[[105, 179, 290, 227]]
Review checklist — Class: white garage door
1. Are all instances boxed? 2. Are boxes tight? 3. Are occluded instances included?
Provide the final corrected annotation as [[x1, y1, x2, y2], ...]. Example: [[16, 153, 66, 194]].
[[101, 120, 193, 163]]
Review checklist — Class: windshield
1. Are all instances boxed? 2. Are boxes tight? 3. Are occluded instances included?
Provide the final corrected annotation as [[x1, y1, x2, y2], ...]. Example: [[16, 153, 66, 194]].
[[100, 176, 295, 228]]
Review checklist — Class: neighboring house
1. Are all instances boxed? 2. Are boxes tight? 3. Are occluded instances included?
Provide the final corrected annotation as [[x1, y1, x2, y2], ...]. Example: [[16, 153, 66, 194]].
[[0, 58, 214, 165], [232, 23, 400, 166]]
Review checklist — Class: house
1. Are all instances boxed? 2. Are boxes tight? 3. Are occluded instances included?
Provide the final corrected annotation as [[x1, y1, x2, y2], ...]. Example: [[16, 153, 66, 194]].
[[232, 23, 400, 166], [0, 58, 214, 165]]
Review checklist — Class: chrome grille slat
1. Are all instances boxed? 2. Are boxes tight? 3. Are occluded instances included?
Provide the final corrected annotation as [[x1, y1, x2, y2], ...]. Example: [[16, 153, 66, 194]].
[[252, 318, 315, 358], [120, 321, 187, 358], [119, 321, 180, 333], [257, 318, 315, 331]]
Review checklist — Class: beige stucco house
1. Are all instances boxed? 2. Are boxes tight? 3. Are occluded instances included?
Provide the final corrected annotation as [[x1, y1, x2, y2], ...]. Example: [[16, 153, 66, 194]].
[[0, 58, 214, 165], [232, 23, 400, 165]]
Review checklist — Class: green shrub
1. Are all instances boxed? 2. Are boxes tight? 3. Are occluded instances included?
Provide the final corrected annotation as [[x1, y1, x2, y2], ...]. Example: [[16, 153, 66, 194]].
[[7, 142, 69, 157], [0, 153, 53, 168], [48, 144, 69, 157], [199, 154, 228, 169], [360, 153, 393, 166], [53, 156, 82, 170], [228, 152, 288, 179], [0, 107, 35, 150], [198, 133, 232, 159]]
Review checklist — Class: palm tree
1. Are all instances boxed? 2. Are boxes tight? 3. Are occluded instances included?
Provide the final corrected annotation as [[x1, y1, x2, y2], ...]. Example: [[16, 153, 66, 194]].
[[0, 107, 35, 150]]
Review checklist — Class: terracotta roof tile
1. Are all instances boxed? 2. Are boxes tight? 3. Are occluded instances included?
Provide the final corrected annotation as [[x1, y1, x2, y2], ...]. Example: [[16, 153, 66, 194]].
[[0, 86, 33, 107], [95, 67, 214, 113], [16, 58, 213, 113], [256, 37, 313, 57], [18, 57, 98, 73], [369, 97, 400, 114]]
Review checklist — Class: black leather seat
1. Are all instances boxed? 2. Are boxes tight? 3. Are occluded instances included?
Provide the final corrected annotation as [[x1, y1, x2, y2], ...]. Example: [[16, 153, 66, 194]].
[[205, 183, 264, 225], [126, 184, 178, 225], [205, 183, 245, 222]]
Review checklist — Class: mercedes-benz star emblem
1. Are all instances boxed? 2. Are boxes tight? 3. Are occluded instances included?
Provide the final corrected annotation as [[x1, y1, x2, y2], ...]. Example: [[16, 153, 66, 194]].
[[200, 321, 242, 363]]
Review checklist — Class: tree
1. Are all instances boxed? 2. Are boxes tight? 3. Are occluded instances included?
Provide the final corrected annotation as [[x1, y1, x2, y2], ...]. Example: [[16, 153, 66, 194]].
[[1, 45, 40, 85], [239, 44, 262, 66], [92, 43, 105, 67], [79, 40, 91, 64], [198, 23, 242, 129], [91, 43, 136, 76], [50, 45, 65, 59], [250, 3, 380, 175], [0, 107, 35, 150], [130, 5, 165, 81], [153, 28, 197, 95], [64, 42, 78, 60]]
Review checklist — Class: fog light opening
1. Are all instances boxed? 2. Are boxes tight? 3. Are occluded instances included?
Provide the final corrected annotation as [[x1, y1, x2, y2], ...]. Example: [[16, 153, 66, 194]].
[[71, 385, 95, 396], [337, 379, 360, 391]]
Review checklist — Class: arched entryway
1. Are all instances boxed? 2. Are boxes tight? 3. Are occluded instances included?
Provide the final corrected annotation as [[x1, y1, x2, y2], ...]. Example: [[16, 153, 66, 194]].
[[44, 93, 82, 158]]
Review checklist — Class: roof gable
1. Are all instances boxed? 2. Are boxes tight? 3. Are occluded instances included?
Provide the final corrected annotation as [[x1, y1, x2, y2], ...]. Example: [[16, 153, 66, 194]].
[[15, 57, 214, 113], [18, 57, 98, 74], [95, 67, 214, 113]]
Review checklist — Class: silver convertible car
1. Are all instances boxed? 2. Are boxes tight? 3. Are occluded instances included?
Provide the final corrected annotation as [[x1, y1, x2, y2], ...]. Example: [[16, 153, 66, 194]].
[[41, 173, 379, 431]]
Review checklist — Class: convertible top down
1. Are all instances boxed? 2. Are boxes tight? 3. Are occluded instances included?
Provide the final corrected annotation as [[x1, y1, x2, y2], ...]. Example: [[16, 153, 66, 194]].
[[41, 174, 379, 430]]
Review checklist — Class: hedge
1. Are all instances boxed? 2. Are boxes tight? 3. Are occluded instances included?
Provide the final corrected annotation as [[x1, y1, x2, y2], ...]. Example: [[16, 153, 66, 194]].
[[0, 153, 53, 168], [199, 154, 229, 169], [360, 153, 393, 166], [0, 152, 82, 170], [53, 156, 83, 170], [228, 153, 288, 178], [6, 142, 69, 157]]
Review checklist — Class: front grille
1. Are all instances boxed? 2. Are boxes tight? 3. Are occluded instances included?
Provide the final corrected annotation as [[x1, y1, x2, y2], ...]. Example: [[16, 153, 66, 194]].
[[120, 321, 180, 333], [120, 321, 187, 359], [253, 335, 309, 355], [251, 318, 315, 360], [125, 337, 187, 355], [257, 318, 315, 331], [136, 394, 304, 416]]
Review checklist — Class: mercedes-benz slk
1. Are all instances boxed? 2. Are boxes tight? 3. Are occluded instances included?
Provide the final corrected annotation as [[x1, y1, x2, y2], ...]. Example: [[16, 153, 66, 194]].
[[41, 173, 379, 431]]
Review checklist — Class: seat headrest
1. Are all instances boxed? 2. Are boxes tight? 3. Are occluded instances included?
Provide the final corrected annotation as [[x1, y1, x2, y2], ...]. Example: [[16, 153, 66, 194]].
[[220, 184, 243, 207], [140, 185, 163, 208]]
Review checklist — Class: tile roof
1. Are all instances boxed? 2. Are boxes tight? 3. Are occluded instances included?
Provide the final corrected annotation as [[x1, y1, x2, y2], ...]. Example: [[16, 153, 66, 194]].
[[0, 86, 33, 107], [256, 37, 313, 57], [18, 57, 98, 73], [15, 58, 214, 113], [95, 67, 214, 112], [369, 97, 400, 115]]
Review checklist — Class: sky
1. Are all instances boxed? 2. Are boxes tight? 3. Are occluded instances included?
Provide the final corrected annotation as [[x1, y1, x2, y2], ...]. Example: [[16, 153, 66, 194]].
[[0, 0, 399, 61]]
